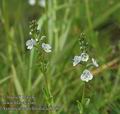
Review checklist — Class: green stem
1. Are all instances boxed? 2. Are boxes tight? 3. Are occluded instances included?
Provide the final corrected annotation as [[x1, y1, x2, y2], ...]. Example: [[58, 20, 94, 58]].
[[43, 72, 49, 94], [85, 0, 93, 31], [81, 83, 85, 114], [27, 49, 34, 94], [43, 72, 55, 114], [48, 0, 54, 44], [81, 83, 85, 104], [85, 0, 94, 42]]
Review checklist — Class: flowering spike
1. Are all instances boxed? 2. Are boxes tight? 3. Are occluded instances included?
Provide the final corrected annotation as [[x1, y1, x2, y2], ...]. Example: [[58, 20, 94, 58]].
[[79, 33, 89, 53]]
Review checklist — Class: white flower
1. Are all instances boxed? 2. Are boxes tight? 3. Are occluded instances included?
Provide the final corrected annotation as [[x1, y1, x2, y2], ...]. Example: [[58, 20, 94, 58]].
[[39, 0, 46, 7], [29, 32, 32, 35], [92, 58, 99, 67], [26, 39, 36, 50], [28, 0, 36, 5], [73, 56, 81, 66], [42, 43, 52, 53], [35, 39, 38, 42], [80, 69, 93, 82], [80, 53, 89, 62]]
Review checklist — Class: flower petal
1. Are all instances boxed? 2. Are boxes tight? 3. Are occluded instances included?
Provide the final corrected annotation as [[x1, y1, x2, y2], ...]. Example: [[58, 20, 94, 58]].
[[92, 58, 99, 67], [73, 56, 81, 66], [42, 43, 52, 53], [80, 69, 93, 82], [26, 39, 36, 50], [80, 53, 89, 62]]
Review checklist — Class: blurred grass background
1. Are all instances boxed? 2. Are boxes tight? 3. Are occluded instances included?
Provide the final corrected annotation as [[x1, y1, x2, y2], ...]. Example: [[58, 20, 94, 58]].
[[0, 0, 120, 114]]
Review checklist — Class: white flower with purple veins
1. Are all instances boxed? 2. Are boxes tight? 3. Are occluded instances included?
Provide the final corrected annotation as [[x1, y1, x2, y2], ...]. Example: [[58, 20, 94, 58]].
[[92, 58, 99, 67], [26, 39, 36, 50], [28, 0, 36, 5], [80, 69, 93, 82], [73, 56, 81, 66], [42, 43, 52, 53], [80, 53, 89, 62]]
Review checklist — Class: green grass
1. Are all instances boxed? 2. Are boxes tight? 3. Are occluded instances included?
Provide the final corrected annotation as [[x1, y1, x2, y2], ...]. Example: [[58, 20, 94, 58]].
[[0, 0, 120, 114]]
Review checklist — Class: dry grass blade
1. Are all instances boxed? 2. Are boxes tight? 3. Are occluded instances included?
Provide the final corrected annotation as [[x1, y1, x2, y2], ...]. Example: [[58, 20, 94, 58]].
[[92, 57, 120, 75], [11, 65, 24, 96], [0, 76, 11, 85]]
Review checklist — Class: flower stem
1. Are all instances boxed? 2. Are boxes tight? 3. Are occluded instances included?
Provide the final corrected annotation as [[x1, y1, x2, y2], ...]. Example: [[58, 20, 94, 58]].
[[81, 83, 85, 104]]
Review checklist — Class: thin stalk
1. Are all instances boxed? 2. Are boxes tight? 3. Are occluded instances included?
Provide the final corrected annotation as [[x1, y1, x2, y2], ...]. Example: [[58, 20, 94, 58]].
[[2, 0, 12, 63], [43, 72, 55, 114], [84, 0, 94, 42], [85, 0, 93, 31], [18, 24, 25, 60], [48, 0, 54, 44], [27, 49, 34, 94], [81, 83, 85, 104]]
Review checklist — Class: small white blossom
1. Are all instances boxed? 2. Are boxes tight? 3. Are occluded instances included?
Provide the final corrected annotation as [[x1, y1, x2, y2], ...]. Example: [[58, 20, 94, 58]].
[[28, 0, 36, 5], [80, 69, 93, 82], [73, 56, 81, 66], [92, 58, 99, 67], [80, 53, 89, 62], [39, 0, 46, 7], [29, 32, 32, 35], [42, 43, 52, 53], [36, 39, 38, 42], [26, 39, 36, 50]]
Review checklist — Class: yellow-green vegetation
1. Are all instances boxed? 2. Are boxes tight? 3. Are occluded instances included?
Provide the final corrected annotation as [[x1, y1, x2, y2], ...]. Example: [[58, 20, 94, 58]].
[[0, 0, 120, 114]]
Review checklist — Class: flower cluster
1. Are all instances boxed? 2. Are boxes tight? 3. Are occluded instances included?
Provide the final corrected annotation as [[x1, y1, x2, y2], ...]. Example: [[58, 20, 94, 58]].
[[26, 20, 52, 73], [26, 38, 52, 53], [73, 53, 89, 66], [26, 20, 52, 53], [73, 33, 99, 82]]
